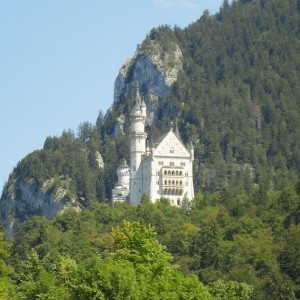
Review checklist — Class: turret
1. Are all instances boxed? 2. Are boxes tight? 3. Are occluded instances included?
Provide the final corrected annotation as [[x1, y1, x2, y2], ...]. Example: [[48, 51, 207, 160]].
[[111, 159, 130, 203], [116, 159, 130, 189]]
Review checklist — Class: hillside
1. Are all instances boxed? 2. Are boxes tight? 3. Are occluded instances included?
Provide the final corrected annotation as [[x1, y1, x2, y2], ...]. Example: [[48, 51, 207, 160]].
[[1, 0, 300, 231], [0, 0, 300, 299], [104, 0, 300, 196]]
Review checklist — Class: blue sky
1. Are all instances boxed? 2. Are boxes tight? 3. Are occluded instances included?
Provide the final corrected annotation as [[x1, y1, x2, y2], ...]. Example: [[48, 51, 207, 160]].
[[0, 0, 224, 191]]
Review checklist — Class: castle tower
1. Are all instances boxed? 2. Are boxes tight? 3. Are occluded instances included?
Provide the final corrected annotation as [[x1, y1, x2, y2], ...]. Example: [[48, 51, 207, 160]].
[[130, 87, 147, 204], [130, 87, 147, 173]]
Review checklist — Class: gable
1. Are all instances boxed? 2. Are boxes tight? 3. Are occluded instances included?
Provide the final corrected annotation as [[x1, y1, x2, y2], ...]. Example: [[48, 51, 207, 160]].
[[153, 130, 190, 158]]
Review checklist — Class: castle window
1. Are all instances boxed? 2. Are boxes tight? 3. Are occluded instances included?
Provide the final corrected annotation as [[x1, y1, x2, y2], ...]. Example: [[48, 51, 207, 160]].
[[170, 162, 175, 166], [177, 199, 181, 206], [168, 170, 171, 175], [185, 172, 188, 177], [179, 171, 183, 176], [176, 180, 178, 185], [159, 161, 163, 166], [164, 170, 167, 175], [172, 180, 175, 185], [180, 180, 182, 185], [176, 171, 178, 176], [172, 170, 175, 175], [181, 162, 186, 166], [170, 147, 174, 154], [164, 180, 167, 185], [168, 180, 171, 185], [156, 171, 160, 176]]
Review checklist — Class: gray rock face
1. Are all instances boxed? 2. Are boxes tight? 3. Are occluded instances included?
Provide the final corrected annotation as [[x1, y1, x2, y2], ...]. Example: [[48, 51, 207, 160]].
[[114, 39, 183, 125], [0, 179, 81, 236]]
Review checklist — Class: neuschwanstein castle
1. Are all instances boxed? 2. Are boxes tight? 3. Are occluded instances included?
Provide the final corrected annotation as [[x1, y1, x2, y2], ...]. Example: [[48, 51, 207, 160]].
[[112, 89, 194, 206]]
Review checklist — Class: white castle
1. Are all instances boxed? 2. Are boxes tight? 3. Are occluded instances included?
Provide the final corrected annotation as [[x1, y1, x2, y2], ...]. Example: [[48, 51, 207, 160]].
[[112, 88, 194, 206]]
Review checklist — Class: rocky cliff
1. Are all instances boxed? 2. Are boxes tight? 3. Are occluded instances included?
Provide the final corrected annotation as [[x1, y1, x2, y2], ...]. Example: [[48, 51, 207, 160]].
[[114, 38, 183, 126], [0, 178, 81, 236]]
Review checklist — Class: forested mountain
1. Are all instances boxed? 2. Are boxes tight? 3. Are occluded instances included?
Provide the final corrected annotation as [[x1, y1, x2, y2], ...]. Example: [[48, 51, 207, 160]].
[[2, 0, 300, 229], [0, 0, 300, 298]]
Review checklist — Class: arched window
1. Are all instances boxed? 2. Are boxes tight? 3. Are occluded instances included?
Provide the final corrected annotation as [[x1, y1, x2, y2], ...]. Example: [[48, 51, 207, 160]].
[[172, 170, 175, 176], [168, 170, 171, 175], [172, 180, 175, 185], [176, 171, 178, 176], [164, 170, 167, 175]]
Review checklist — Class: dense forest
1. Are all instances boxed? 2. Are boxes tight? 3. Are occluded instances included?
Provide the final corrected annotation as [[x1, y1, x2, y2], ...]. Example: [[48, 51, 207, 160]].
[[1, 0, 300, 298], [1, 184, 300, 298]]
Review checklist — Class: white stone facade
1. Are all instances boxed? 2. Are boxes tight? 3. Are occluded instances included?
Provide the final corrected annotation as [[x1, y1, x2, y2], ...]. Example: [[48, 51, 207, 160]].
[[113, 88, 194, 206]]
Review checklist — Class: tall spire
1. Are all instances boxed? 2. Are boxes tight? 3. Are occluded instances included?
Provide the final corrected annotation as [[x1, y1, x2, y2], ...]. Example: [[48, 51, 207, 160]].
[[130, 86, 147, 117], [131, 86, 142, 117], [135, 86, 142, 106]]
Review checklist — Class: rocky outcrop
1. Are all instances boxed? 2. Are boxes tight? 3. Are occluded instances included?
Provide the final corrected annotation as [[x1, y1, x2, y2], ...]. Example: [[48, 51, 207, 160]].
[[114, 39, 183, 125], [95, 151, 105, 168], [0, 178, 81, 236]]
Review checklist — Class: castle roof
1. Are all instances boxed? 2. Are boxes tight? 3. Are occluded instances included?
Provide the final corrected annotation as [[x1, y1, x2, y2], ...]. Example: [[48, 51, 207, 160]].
[[153, 128, 191, 158]]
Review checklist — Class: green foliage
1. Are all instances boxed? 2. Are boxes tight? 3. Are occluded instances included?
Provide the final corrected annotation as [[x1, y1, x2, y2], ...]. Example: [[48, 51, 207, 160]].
[[3, 181, 298, 299], [0, 231, 16, 299], [8, 219, 215, 299], [111, 220, 172, 267], [209, 280, 253, 300]]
